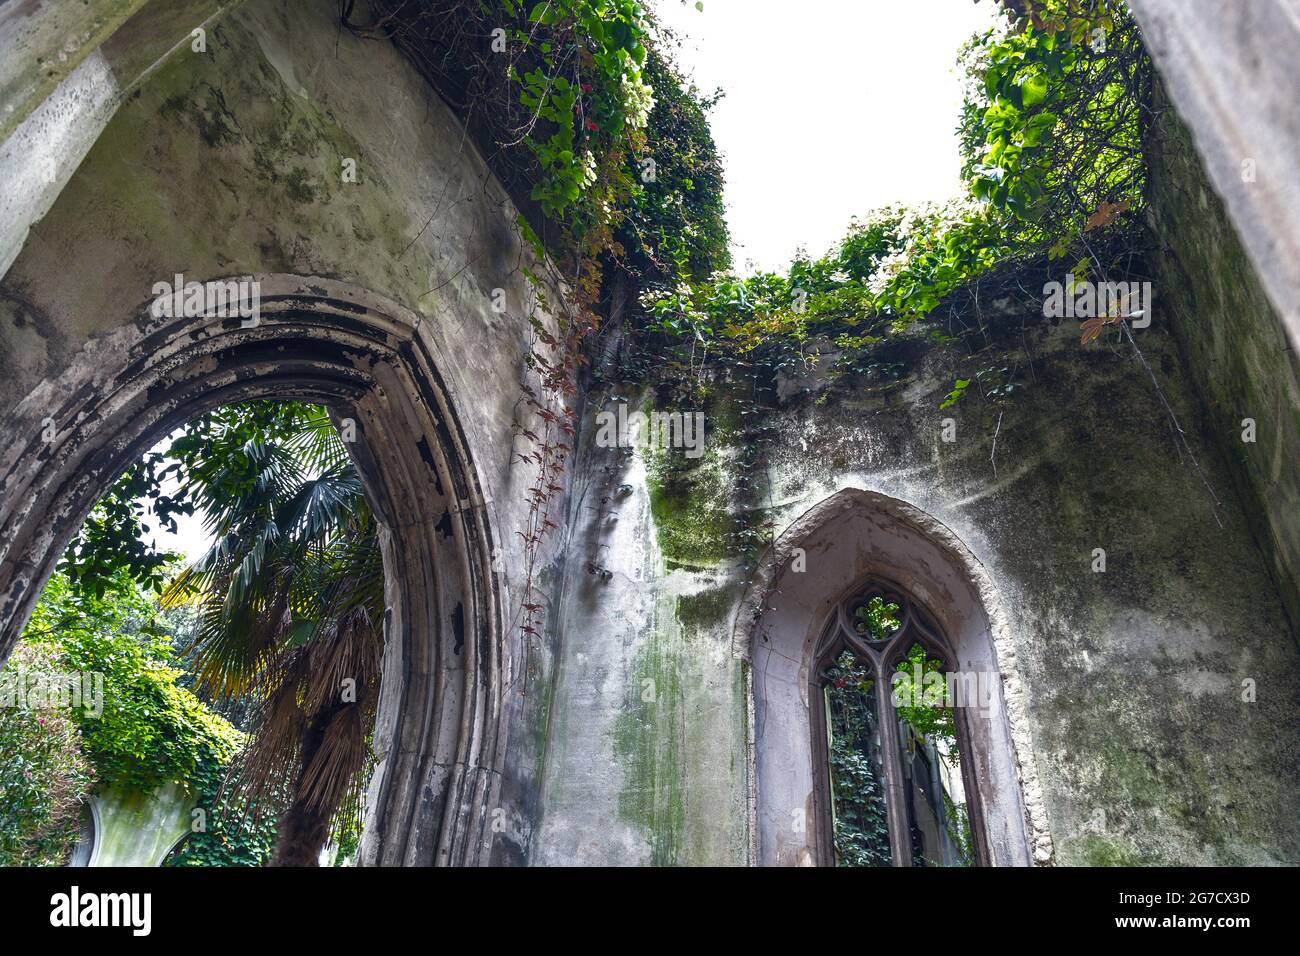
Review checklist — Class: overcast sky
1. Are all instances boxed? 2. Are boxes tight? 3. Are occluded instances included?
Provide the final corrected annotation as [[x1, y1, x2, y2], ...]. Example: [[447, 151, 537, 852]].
[[652, 0, 997, 273]]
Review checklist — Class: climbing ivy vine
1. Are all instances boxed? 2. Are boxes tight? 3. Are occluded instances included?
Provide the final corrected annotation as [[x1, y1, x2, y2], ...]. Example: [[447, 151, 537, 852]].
[[825, 652, 891, 867]]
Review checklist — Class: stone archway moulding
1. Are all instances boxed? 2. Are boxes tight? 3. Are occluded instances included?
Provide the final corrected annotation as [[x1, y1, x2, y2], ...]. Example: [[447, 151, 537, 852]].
[[0, 273, 509, 866], [731, 487, 1054, 866]]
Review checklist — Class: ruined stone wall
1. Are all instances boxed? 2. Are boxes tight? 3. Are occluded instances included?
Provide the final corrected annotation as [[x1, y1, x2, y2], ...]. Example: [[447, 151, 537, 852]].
[[3, 0, 1296, 869], [0, 0, 568, 865], [538, 254, 1300, 867], [1146, 85, 1300, 638], [1129, 0, 1300, 360]]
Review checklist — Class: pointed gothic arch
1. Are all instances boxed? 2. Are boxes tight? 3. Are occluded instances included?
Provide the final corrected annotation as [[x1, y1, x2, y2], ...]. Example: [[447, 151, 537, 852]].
[[0, 274, 509, 865], [732, 488, 1053, 866]]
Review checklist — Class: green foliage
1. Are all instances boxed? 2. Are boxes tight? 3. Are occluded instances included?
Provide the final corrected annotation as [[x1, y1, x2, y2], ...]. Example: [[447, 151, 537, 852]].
[[939, 378, 972, 410], [615, 47, 729, 283], [35, 400, 380, 863], [23, 570, 241, 796], [355, 1, 730, 299], [890, 643, 973, 866], [59, 455, 192, 596], [852, 596, 901, 642], [505, 0, 653, 229], [824, 652, 891, 867], [55, 403, 301, 602], [162, 402, 382, 701], [160, 401, 382, 862], [0, 643, 96, 866], [891, 642, 957, 754], [962, 0, 1147, 252], [163, 766, 278, 868], [56, 402, 339, 607], [6, 568, 255, 865], [643, 198, 1012, 355], [504, 0, 732, 340], [638, 0, 1148, 383]]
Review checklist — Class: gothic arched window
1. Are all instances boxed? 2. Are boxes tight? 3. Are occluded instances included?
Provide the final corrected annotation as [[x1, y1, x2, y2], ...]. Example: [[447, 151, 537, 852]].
[[810, 579, 981, 867]]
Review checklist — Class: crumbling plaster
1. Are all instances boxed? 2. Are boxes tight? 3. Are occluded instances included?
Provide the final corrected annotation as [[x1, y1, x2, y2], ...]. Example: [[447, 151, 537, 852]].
[[0, 0, 240, 276]]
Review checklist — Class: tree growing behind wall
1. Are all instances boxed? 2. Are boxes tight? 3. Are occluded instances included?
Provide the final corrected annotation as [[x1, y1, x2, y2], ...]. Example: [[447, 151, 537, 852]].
[[638, 0, 1150, 372], [159, 402, 382, 867], [31, 401, 381, 865]]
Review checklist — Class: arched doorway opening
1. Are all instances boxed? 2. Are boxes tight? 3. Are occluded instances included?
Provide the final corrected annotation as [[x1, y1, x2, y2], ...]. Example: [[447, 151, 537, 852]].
[[732, 488, 1053, 866], [0, 274, 506, 865]]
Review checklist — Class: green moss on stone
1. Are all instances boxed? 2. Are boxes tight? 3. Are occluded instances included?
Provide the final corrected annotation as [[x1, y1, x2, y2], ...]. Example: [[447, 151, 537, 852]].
[[644, 430, 735, 569], [635, 385, 757, 569], [1077, 833, 1147, 867], [613, 631, 685, 865], [283, 167, 319, 204], [675, 584, 736, 636]]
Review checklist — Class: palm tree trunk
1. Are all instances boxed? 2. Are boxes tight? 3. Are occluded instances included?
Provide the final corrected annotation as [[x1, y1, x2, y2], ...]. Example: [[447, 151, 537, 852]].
[[269, 714, 335, 867]]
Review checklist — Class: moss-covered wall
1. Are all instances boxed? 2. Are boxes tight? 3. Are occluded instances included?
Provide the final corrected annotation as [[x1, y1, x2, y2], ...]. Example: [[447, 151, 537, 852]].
[[540, 260, 1300, 865], [86, 782, 193, 868], [533, 390, 749, 865], [1146, 81, 1300, 638]]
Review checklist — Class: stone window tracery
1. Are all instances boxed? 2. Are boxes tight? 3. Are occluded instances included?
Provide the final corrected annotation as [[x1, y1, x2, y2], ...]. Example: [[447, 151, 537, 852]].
[[811, 580, 978, 867]]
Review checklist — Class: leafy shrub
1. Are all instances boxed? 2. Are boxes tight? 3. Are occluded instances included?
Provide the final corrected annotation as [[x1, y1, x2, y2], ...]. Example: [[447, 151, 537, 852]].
[[26, 572, 242, 795], [0, 643, 96, 866], [15, 569, 279, 865]]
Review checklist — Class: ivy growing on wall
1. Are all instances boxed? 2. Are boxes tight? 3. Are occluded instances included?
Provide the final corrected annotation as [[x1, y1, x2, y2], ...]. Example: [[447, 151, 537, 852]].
[[341, 1, 730, 638], [824, 652, 892, 867], [164, 763, 279, 867]]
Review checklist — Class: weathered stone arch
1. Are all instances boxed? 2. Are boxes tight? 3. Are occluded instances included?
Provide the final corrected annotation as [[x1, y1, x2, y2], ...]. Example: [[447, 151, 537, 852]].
[[732, 487, 1053, 866], [0, 273, 508, 866]]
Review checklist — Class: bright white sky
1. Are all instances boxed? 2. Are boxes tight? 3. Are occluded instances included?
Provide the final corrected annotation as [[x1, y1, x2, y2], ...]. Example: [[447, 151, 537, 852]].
[[147, 431, 210, 563], [651, 0, 997, 273]]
